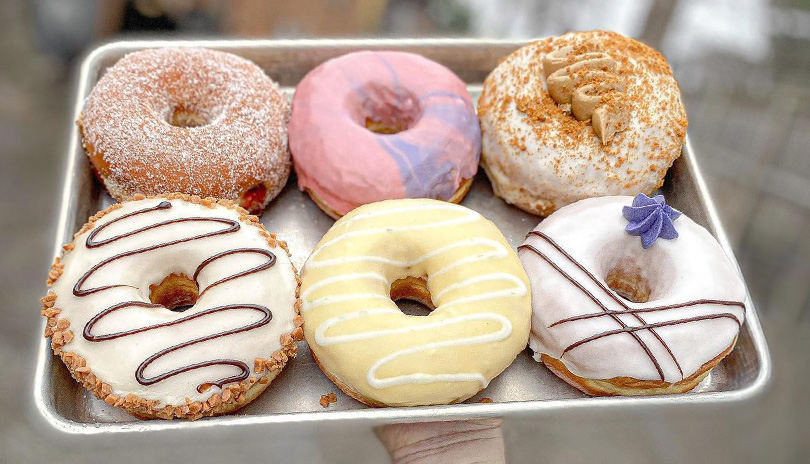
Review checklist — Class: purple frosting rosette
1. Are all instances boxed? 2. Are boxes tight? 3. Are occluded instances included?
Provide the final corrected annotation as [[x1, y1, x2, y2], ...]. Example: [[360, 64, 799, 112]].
[[622, 194, 682, 249]]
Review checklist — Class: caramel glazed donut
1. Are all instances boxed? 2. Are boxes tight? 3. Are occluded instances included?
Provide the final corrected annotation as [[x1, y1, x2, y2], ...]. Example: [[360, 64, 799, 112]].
[[518, 195, 747, 396], [300, 199, 531, 407], [42, 194, 302, 419], [478, 30, 688, 216], [78, 48, 291, 214]]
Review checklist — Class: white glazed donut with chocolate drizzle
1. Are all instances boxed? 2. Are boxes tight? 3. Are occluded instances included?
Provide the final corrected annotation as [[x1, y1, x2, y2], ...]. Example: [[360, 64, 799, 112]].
[[518, 194, 746, 396], [41, 194, 302, 420], [478, 30, 688, 216], [300, 199, 531, 407]]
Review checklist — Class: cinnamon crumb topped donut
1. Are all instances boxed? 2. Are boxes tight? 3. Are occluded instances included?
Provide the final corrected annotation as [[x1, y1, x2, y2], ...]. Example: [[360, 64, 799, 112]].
[[478, 30, 688, 216], [78, 48, 291, 214], [41, 194, 303, 420]]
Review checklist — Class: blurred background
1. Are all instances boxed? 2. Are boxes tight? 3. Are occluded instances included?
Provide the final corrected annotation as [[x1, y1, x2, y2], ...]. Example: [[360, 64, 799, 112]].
[[2, 0, 809, 462]]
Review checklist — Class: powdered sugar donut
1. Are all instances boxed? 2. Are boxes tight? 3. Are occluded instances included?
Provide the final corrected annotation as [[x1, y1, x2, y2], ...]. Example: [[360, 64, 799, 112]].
[[41, 194, 302, 419], [78, 48, 291, 214], [518, 195, 746, 396], [478, 31, 688, 216], [289, 51, 481, 219]]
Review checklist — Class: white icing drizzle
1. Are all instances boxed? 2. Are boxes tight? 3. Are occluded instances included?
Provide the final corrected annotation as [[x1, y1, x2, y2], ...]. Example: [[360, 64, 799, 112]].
[[306, 203, 482, 270], [366, 314, 512, 388], [301, 200, 531, 404], [300, 237, 511, 311], [434, 272, 527, 308]]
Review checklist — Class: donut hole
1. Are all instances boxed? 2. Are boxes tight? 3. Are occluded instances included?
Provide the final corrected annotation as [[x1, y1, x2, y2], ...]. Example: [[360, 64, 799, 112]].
[[168, 106, 209, 128], [239, 182, 269, 214], [390, 276, 435, 316], [353, 83, 421, 134], [605, 259, 651, 304], [365, 117, 410, 135], [149, 273, 200, 312]]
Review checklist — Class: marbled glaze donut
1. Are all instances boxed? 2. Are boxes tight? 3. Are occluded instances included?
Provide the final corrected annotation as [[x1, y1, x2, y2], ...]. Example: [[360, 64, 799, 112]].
[[78, 48, 291, 214], [289, 51, 481, 219], [300, 199, 531, 406], [478, 31, 688, 216], [518, 195, 746, 396], [42, 194, 302, 419]]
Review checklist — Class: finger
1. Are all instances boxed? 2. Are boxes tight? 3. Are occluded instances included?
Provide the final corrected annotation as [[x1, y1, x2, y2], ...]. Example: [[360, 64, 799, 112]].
[[375, 419, 505, 464]]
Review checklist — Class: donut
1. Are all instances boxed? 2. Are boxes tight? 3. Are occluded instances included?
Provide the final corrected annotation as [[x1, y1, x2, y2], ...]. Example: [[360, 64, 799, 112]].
[[78, 48, 291, 214], [478, 30, 688, 216], [518, 194, 746, 396], [300, 199, 531, 406], [41, 194, 302, 419], [288, 51, 481, 219]]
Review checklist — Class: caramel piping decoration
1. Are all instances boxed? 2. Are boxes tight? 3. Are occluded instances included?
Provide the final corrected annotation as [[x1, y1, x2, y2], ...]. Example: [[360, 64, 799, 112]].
[[543, 46, 630, 143]]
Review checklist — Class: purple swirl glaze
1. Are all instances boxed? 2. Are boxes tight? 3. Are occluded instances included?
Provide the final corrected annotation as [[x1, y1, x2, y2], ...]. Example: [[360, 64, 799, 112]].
[[622, 194, 681, 249], [288, 51, 481, 215]]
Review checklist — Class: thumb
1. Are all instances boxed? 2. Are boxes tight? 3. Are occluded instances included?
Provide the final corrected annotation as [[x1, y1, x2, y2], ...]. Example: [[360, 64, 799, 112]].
[[375, 419, 505, 464]]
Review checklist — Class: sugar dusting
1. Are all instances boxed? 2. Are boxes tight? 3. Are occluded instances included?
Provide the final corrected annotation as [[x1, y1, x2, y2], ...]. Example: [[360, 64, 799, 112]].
[[79, 48, 291, 203]]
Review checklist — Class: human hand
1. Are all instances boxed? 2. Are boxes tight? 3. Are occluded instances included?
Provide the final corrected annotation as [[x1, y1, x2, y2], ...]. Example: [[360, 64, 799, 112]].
[[376, 419, 505, 464]]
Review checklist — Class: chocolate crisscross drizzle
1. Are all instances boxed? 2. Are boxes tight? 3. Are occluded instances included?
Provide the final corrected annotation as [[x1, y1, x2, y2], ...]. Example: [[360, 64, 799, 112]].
[[74, 200, 278, 391], [519, 230, 744, 382]]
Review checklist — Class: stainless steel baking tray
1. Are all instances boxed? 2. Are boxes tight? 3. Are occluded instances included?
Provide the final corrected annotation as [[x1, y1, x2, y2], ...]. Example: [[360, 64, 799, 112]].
[[34, 39, 771, 434]]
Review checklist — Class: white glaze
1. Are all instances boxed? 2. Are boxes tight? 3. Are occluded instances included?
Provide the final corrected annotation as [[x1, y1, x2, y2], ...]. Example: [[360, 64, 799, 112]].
[[51, 198, 298, 406], [519, 196, 746, 383], [300, 199, 532, 406]]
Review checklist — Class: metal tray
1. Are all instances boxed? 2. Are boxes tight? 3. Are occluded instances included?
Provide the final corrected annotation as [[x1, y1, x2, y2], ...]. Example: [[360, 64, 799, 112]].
[[34, 39, 771, 434]]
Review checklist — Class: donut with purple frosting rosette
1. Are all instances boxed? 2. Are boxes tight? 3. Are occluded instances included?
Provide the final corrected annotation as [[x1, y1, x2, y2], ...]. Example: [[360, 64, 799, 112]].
[[517, 194, 747, 396]]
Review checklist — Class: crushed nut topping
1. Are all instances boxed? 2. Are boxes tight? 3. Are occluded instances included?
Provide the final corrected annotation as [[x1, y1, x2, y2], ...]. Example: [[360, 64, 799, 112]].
[[319, 392, 338, 408]]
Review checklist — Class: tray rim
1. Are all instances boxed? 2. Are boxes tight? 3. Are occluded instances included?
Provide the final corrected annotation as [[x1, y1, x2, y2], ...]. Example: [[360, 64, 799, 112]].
[[33, 38, 772, 435]]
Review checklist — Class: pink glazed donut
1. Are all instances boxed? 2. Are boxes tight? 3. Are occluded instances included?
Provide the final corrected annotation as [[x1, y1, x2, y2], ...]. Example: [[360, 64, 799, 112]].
[[289, 51, 481, 218]]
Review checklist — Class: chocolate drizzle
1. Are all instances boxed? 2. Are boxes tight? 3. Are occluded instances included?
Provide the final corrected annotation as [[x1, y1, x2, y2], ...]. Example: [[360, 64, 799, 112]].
[[194, 248, 276, 298], [75, 201, 278, 392], [519, 230, 744, 381], [75, 201, 241, 297], [84, 302, 271, 392]]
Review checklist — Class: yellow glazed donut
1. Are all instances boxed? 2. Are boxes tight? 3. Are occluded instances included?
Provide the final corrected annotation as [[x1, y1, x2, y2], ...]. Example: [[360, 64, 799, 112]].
[[300, 199, 531, 407]]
